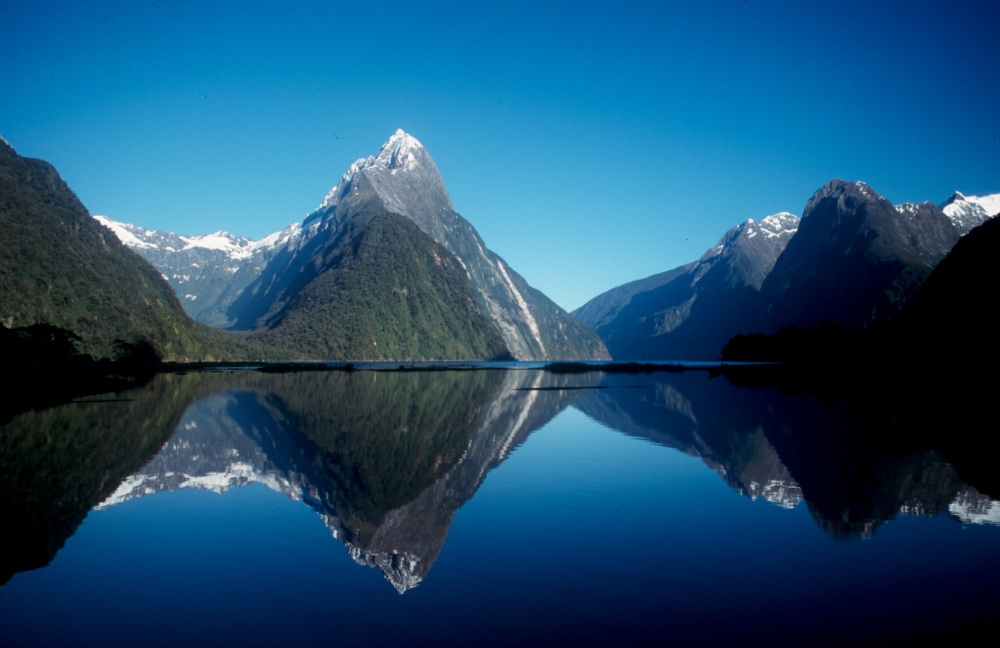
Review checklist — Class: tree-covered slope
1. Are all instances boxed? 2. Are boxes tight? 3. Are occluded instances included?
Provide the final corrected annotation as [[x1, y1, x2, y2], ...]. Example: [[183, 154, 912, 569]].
[[253, 211, 511, 360], [0, 139, 213, 361], [892, 215, 1000, 362]]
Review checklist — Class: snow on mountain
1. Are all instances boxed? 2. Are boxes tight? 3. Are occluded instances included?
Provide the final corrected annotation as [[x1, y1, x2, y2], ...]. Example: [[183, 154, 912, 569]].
[[319, 129, 432, 212], [229, 129, 608, 360], [965, 192, 1000, 217], [700, 212, 798, 262], [93, 215, 160, 249], [93, 215, 289, 260], [93, 214, 296, 327], [939, 191, 1000, 234]]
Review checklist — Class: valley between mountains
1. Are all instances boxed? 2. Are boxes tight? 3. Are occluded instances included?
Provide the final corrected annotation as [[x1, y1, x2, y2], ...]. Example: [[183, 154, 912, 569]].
[[2, 130, 997, 365]]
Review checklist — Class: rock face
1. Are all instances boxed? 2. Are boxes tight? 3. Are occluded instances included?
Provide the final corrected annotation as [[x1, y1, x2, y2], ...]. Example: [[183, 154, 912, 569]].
[[574, 213, 798, 360], [226, 130, 608, 360], [758, 180, 959, 331], [892, 215, 1000, 362], [93, 216, 293, 328], [577, 179, 990, 360], [0, 138, 205, 360]]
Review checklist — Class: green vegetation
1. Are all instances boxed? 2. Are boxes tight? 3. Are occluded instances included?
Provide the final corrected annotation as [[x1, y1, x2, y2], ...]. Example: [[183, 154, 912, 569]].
[[0, 141, 318, 363], [0, 373, 201, 584], [261, 369, 504, 533], [253, 212, 512, 361], [0, 140, 515, 363], [0, 141, 219, 361]]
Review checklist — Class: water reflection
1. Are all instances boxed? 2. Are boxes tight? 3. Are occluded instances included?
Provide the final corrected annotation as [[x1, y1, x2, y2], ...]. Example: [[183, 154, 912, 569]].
[[2, 366, 998, 597], [0, 373, 194, 585], [575, 371, 1000, 537], [91, 370, 588, 592]]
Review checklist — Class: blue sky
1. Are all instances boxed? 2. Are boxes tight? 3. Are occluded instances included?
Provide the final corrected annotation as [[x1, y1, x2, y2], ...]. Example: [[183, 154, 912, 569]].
[[2, 1, 997, 310]]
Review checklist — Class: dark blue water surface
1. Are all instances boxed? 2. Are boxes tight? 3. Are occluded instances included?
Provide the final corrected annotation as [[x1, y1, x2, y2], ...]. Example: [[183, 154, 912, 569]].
[[1, 368, 998, 646]]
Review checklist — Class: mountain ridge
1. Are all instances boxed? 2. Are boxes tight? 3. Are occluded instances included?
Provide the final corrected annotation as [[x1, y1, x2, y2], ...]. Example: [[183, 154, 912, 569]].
[[98, 130, 609, 361], [574, 212, 799, 359], [576, 179, 995, 360]]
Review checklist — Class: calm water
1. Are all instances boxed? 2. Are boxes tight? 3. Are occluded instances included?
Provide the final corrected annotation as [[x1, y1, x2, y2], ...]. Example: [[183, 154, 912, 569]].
[[1, 368, 998, 646]]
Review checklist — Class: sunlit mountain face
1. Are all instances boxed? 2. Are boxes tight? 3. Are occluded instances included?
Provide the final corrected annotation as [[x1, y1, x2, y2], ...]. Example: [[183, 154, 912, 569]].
[[97, 131, 609, 361]]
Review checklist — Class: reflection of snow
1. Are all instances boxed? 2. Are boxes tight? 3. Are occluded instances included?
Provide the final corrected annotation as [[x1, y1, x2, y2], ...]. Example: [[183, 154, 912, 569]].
[[948, 489, 1000, 526], [747, 478, 802, 510], [95, 459, 301, 509]]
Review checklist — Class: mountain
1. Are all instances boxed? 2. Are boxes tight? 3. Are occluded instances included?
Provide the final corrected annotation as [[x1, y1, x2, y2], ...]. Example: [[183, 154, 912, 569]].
[[574, 212, 799, 359], [758, 180, 960, 331], [0, 137, 211, 361], [92, 216, 294, 328], [576, 179, 988, 361], [227, 130, 609, 360], [250, 210, 511, 360], [938, 191, 1000, 234], [892, 214, 1000, 362]]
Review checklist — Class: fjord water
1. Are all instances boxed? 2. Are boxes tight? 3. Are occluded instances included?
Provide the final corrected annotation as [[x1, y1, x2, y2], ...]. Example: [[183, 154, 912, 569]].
[[2, 369, 999, 646]]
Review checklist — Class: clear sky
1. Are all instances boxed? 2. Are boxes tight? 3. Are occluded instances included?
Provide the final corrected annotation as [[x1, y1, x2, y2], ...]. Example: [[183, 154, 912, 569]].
[[2, 1, 997, 311]]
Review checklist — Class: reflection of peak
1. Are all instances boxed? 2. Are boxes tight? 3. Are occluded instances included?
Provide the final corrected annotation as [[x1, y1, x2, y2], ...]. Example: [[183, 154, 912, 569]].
[[96, 392, 312, 509], [329, 369, 587, 592], [576, 375, 802, 513], [95, 370, 581, 593]]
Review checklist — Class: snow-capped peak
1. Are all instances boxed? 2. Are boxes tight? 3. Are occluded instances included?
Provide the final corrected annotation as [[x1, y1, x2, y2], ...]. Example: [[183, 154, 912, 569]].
[[375, 129, 425, 172], [965, 192, 1000, 218], [758, 212, 799, 238], [938, 190, 999, 234], [93, 214, 295, 260], [317, 129, 437, 212], [700, 212, 799, 261], [853, 180, 882, 200], [93, 215, 159, 249], [940, 190, 1000, 217]]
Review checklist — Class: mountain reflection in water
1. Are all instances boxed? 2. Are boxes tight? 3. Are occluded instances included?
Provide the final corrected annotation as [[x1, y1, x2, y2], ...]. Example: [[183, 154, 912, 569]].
[[2, 367, 1000, 645], [92, 370, 585, 592], [575, 371, 1000, 537]]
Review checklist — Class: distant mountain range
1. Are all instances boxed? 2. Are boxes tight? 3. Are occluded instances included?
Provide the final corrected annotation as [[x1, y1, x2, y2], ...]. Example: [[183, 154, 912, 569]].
[[575, 181, 998, 360], [97, 130, 609, 361], [6, 124, 996, 364], [92, 216, 294, 328], [574, 212, 799, 360]]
